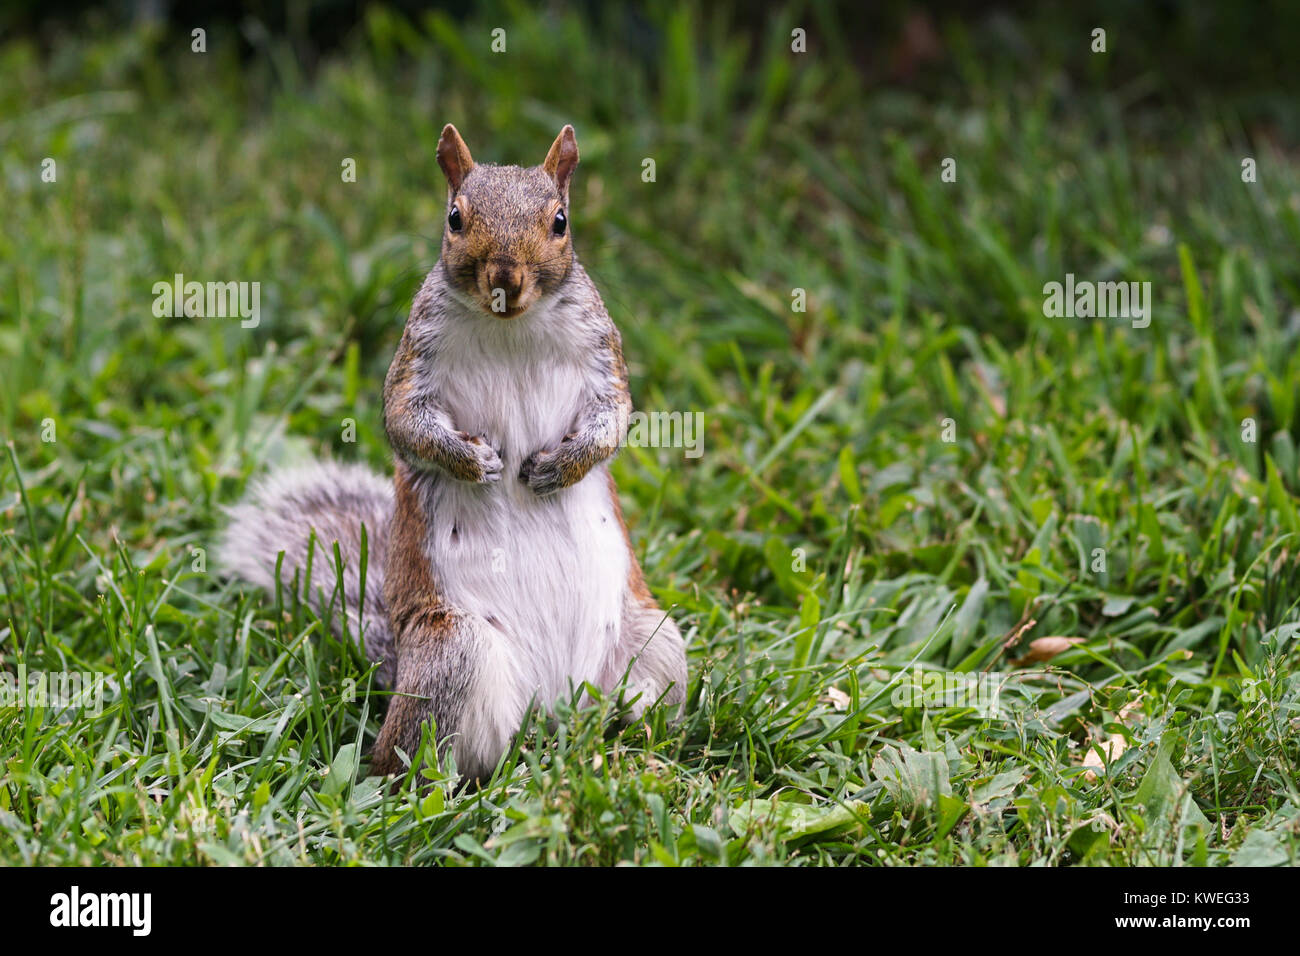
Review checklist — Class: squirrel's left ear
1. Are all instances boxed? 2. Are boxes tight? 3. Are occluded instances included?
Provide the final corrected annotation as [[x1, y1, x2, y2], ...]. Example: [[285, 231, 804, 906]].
[[543, 125, 579, 199]]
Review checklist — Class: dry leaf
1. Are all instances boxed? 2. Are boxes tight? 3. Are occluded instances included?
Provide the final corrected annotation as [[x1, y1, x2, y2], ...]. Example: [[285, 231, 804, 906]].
[[1116, 698, 1143, 723], [822, 687, 850, 711], [1082, 695, 1143, 782], [1017, 636, 1086, 665], [1082, 734, 1127, 782]]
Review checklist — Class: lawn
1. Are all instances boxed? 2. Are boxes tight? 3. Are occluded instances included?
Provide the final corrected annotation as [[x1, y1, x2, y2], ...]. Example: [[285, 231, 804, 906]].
[[2, 2, 1300, 865]]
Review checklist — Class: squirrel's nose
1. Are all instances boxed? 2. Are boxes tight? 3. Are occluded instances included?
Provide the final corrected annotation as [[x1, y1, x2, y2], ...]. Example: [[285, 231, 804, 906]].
[[485, 259, 525, 302]]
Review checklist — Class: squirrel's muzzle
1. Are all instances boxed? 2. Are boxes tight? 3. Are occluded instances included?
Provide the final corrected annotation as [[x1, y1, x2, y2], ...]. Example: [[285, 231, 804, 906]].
[[483, 258, 527, 315]]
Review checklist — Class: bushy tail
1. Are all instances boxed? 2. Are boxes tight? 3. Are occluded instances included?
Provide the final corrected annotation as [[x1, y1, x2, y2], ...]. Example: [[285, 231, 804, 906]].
[[218, 461, 396, 685]]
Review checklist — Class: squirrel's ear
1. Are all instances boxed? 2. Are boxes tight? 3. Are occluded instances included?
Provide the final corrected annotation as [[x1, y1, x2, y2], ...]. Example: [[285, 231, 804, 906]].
[[437, 124, 474, 192], [543, 125, 579, 198]]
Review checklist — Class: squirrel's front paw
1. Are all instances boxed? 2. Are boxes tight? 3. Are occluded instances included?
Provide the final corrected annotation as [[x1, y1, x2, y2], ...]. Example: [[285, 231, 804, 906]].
[[519, 448, 567, 496], [457, 432, 503, 483]]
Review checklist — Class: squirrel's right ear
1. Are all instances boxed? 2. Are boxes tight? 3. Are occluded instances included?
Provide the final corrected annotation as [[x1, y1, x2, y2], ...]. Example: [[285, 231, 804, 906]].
[[437, 124, 475, 192]]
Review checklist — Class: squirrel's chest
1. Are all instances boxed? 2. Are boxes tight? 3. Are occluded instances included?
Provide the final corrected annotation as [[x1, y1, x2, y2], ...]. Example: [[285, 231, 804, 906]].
[[437, 346, 590, 472], [412, 326, 628, 690]]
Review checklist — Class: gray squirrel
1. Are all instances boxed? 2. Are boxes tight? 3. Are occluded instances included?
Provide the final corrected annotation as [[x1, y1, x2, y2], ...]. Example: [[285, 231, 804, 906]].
[[221, 124, 688, 782]]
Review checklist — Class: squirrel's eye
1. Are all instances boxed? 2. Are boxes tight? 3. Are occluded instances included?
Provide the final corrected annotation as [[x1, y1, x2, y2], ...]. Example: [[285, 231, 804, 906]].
[[448, 206, 462, 233], [552, 209, 567, 236]]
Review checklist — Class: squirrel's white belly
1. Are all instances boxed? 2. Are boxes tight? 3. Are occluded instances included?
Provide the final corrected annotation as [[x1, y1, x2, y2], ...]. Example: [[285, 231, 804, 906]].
[[419, 472, 628, 702], [415, 352, 628, 705]]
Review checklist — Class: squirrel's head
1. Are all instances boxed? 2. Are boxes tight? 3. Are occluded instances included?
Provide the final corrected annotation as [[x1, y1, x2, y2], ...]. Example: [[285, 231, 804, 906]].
[[436, 124, 579, 319]]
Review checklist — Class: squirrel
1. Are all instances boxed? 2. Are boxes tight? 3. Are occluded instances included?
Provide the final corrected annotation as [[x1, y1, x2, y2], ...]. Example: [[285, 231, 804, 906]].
[[220, 124, 688, 783]]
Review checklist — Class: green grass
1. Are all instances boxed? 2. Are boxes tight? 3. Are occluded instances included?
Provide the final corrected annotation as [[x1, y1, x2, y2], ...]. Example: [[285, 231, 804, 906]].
[[3, 3, 1300, 865]]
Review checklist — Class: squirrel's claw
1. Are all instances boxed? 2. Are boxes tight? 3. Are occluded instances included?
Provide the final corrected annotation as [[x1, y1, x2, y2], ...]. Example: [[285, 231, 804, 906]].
[[519, 449, 564, 496], [459, 432, 503, 483]]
